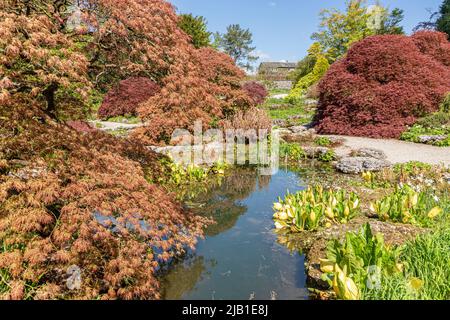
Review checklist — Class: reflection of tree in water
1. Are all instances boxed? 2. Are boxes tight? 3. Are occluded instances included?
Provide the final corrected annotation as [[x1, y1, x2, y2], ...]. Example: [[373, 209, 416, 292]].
[[160, 256, 214, 300], [189, 167, 272, 236]]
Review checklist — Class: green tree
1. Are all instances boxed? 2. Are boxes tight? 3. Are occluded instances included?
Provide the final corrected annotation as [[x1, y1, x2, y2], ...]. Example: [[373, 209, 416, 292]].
[[287, 43, 330, 102], [312, 0, 404, 61], [178, 13, 211, 48], [437, 0, 450, 37], [215, 24, 258, 71]]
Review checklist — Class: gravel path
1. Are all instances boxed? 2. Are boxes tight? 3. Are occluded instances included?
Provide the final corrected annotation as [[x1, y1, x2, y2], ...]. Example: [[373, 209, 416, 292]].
[[330, 135, 450, 166], [89, 120, 143, 131]]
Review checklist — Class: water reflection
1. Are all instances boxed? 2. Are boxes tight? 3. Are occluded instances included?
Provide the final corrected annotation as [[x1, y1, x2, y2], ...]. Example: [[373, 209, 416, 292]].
[[161, 166, 313, 300]]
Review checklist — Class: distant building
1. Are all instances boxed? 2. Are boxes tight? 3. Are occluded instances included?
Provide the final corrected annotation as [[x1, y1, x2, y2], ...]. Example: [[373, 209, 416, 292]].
[[257, 62, 297, 89], [257, 62, 297, 81]]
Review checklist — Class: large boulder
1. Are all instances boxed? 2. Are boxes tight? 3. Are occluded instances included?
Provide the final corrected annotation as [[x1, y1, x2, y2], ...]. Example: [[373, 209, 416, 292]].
[[336, 157, 391, 174], [352, 148, 387, 160]]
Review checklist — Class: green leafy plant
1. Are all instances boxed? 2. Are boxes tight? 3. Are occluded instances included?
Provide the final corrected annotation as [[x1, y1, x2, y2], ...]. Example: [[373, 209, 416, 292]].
[[273, 185, 360, 231], [317, 149, 337, 162], [159, 158, 227, 186], [370, 184, 443, 226], [314, 136, 332, 147], [320, 224, 402, 300], [280, 143, 307, 161], [393, 161, 433, 175], [400, 125, 450, 147]]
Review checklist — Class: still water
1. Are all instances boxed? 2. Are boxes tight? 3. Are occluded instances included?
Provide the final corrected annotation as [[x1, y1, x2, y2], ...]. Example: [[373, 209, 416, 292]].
[[161, 167, 312, 300]]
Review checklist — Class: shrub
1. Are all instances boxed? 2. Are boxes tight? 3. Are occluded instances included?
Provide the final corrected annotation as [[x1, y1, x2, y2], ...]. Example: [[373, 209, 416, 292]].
[[97, 77, 160, 120], [315, 32, 450, 138], [242, 81, 268, 105], [135, 47, 254, 145], [66, 121, 97, 133], [288, 44, 330, 102], [0, 105, 207, 300], [220, 107, 272, 136]]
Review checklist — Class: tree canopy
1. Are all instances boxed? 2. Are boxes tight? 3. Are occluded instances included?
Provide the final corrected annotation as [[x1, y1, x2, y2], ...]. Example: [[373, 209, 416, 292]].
[[312, 0, 404, 61], [178, 14, 212, 48], [215, 24, 258, 71], [437, 0, 450, 37]]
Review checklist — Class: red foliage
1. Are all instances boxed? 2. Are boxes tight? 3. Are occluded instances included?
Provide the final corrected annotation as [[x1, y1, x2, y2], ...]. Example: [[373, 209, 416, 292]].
[[242, 82, 268, 105], [135, 47, 253, 145], [0, 11, 90, 117], [66, 121, 97, 133], [0, 105, 207, 300], [412, 31, 450, 66], [315, 32, 450, 138], [97, 77, 160, 119], [220, 107, 272, 138]]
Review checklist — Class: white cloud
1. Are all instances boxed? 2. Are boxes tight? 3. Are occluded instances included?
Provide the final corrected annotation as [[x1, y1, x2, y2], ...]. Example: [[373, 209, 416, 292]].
[[254, 50, 271, 62], [268, 2, 277, 7]]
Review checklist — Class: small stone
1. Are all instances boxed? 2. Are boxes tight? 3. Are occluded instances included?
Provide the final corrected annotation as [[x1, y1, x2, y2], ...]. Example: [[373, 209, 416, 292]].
[[418, 135, 447, 144], [303, 147, 329, 159], [353, 148, 387, 160], [336, 157, 391, 174]]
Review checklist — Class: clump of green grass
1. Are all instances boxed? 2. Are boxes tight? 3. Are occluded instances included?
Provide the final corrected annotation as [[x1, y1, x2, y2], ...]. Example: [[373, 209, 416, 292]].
[[364, 230, 450, 300]]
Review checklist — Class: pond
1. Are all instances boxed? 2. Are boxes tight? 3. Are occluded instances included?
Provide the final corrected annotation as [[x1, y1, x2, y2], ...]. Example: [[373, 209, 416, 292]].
[[160, 165, 327, 300]]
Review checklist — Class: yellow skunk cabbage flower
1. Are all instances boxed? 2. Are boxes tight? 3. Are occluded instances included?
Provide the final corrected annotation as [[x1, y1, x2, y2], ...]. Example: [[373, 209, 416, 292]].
[[310, 211, 316, 224], [333, 264, 360, 300], [319, 259, 335, 274], [409, 193, 419, 207], [343, 277, 360, 300], [278, 211, 289, 221], [362, 171, 373, 183], [274, 222, 284, 230], [325, 207, 334, 219], [369, 202, 377, 213], [428, 207, 442, 219], [344, 205, 350, 217], [352, 199, 359, 210], [331, 197, 338, 207], [395, 263, 404, 273], [273, 203, 283, 211], [287, 207, 295, 218]]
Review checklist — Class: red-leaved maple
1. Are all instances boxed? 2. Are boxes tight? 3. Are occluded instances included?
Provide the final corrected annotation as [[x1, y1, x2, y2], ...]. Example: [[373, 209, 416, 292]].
[[315, 32, 450, 138]]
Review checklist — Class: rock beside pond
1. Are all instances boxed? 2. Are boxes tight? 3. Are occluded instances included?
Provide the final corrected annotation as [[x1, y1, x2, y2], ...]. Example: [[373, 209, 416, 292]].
[[305, 217, 425, 290], [352, 148, 387, 160], [336, 157, 391, 174], [303, 147, 330, 159], [288, 125, 308, 133]]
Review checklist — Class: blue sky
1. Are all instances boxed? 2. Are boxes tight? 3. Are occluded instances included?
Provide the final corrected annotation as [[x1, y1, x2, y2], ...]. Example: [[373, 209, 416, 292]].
[[169, 0, 442, 64]]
